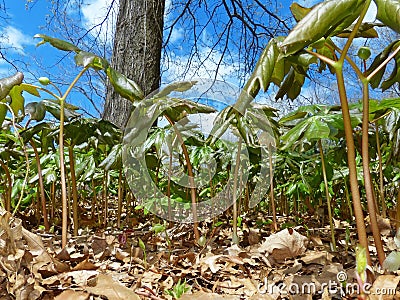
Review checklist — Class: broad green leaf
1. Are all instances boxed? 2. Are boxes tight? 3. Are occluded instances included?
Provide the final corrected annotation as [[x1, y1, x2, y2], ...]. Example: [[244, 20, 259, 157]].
[[20, 83, 40, 97], [280, 0, 364, 56], [0, 72, 24, 100], [9, 85, 25, 117], [74, 51, 109, 70], [34, 34, 81, 52], [374, 0, 400, 33], [25, 101, 46, 121], [304, 118, 331, 140], [106, 66, 144, 102]]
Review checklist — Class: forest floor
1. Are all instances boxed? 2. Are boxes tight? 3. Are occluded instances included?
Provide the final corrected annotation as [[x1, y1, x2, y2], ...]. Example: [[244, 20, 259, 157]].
[[1, 205, 400, 300]]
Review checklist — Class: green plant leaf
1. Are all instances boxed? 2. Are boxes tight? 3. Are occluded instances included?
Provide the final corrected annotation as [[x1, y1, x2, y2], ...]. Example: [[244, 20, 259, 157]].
[[374, 0, 400, 33], [9, 85, 25, 117], [34, 34, 81, 52], [280, 0, 364, 56], [290, 2, 313, 22], [99, 143, 122, 170], [0, 72, 24, 100], [106, 66, 144, 102]]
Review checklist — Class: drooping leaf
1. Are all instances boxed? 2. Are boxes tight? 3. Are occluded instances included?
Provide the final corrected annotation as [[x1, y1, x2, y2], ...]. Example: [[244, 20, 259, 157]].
[[367, 40, 400, 88], [235, 39, 280, 112], [381, 53, 400, 91], [336, 22, 382, 38], [25, 101, 46, 121], [99, 143, 123, 171], [34, 34, 81, 52], [41, 99, 81, 120], [275, 68, 295, 100], [154, 81, 198, 98], [106, 66, 144, 103], [74, 51, 109, 70], [0, 72, 24, 100], [374, 0, 400, 33], [280, 0, 364, 56]]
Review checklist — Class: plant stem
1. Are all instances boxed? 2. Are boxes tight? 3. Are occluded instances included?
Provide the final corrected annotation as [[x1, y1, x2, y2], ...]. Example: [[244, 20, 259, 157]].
[[232, 138, 242, 245], [318, 140, 336, 251], [335, 69, 370, 264], [68, 144, 79, 236], [59, 66, 90, 248], [361, 83, 385, 265], [30, 140, 50, 231], [164, 115, 200, 241]]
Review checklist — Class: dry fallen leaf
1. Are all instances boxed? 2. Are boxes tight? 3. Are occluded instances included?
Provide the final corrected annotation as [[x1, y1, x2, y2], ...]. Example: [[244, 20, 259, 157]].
[[85, 273, 140, 300], [259, 228, 308, 262], [55, 289, 90, 300], [368, 275, 400, 300]]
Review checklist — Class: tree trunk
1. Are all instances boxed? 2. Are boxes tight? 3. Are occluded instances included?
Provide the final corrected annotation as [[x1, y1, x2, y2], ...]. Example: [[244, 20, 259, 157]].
[[103, 0, 165, 129]]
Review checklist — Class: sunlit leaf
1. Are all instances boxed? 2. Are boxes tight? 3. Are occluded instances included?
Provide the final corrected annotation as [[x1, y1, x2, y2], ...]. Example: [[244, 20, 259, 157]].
[[9, 85, 25, 117], [280, 0, 364, 56]]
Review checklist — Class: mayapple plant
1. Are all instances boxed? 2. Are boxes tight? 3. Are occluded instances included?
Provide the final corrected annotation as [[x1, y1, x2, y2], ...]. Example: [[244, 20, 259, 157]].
[[215, 0, 400, 266]]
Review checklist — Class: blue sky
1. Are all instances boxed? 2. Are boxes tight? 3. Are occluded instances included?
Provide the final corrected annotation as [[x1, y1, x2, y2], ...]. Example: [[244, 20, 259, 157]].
[[0, 0, 385, 120]]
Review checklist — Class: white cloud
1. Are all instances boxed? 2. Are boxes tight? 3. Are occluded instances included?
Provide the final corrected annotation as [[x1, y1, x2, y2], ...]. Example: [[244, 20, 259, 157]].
[[163, 46, 240, 84], [81, 0, 118, 42], [0, 26, 35, 54]]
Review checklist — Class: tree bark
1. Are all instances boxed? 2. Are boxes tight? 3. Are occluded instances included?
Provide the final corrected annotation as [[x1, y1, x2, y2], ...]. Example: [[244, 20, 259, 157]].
[[103, 0, 165, 129]]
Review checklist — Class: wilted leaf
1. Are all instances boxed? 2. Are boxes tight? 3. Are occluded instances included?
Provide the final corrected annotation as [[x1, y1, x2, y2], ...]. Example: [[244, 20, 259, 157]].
[[25, 101, 46, 121], [85, 273, 140, 300], [382, 251, 400, 271], [368, 275, 400, 300], [259, 228, 308, 262], [55, 290, 90, 300]]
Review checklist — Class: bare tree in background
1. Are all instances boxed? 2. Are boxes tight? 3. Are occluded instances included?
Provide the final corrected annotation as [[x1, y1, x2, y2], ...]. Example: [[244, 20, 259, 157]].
[[36, 0, 290, 127], [103, 0, 165, 128]]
